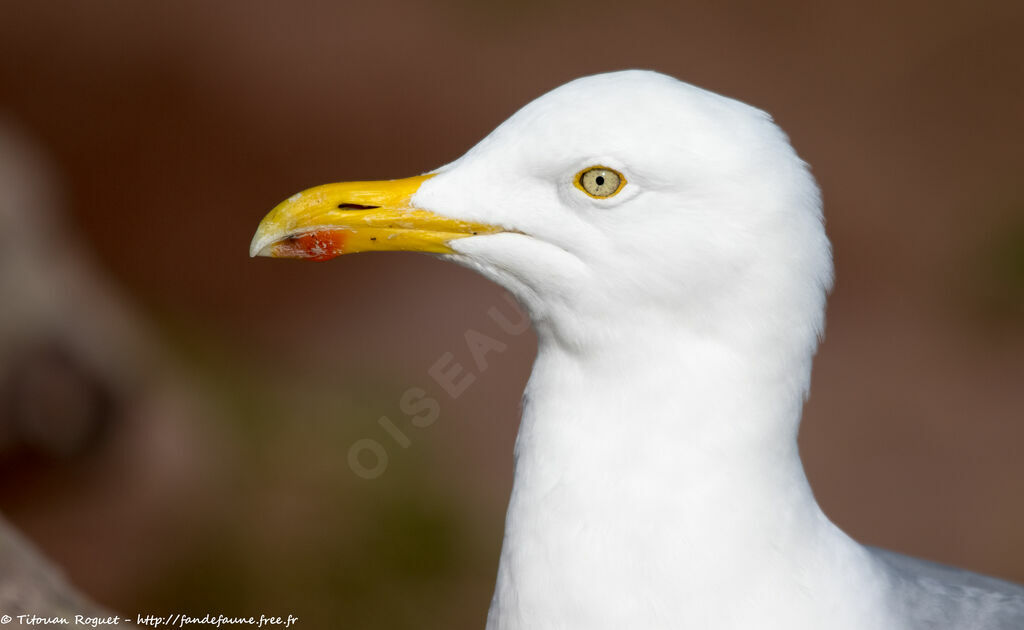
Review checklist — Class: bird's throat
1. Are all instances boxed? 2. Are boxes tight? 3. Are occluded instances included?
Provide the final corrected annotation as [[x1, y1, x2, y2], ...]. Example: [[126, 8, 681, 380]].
[[486, 335, 846, 629]]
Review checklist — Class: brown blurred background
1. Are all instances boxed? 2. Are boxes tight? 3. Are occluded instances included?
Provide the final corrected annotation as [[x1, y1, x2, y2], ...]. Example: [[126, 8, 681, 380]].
[[0, 0, 1022, 627]]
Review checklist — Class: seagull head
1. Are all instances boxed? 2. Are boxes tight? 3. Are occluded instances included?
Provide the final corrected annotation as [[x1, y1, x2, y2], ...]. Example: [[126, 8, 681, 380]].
[[252, 70, 832, 362]]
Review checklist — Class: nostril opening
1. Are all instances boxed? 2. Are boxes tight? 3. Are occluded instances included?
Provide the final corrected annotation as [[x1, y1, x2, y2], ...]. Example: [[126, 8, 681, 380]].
[[337, 203, 379, 210]]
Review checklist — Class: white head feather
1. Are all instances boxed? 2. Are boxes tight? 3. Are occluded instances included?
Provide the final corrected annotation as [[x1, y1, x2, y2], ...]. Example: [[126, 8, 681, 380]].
[[409, 72, 868, 630]]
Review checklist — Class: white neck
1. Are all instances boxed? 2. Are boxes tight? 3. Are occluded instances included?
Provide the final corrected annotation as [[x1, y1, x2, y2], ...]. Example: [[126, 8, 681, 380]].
[[486, 321, 892, 630]]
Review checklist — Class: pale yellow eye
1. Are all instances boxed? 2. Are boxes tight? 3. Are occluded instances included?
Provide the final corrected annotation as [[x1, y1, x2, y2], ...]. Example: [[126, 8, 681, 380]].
[[575, 166, 625, 198]]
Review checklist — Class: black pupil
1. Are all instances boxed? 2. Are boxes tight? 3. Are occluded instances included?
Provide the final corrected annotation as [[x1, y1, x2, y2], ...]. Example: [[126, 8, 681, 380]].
[[595, 175, 605, 186]]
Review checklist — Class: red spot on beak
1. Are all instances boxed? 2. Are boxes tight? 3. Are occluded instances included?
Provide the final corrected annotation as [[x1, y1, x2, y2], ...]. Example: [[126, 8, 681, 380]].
[[273, 229, 348, 261]]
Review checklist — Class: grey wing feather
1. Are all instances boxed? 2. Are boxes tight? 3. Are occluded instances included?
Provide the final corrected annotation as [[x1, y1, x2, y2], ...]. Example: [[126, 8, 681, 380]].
[[870, 546, 1024, 629]]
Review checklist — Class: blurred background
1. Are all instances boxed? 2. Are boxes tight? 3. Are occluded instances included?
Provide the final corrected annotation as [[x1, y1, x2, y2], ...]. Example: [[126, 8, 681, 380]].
[[0, 0, 1022, 627]]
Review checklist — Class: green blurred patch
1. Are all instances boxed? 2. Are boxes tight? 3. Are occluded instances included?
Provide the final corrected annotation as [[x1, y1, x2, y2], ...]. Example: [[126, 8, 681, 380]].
[[970, 205, 1024, 323], [136, 317, 494, 629]]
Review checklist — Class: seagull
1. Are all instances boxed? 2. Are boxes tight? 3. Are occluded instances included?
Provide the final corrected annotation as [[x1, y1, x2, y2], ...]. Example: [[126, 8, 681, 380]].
[[250, 70, 1024, 629]]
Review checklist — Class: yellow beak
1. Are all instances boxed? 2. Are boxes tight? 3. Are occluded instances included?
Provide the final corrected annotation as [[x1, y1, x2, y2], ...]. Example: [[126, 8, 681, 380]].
[[250, 174, 502, 261]]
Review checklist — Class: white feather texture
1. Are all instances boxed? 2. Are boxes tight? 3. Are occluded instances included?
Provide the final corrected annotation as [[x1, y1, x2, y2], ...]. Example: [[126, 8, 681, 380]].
[[407, 71, 1024, 630]]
